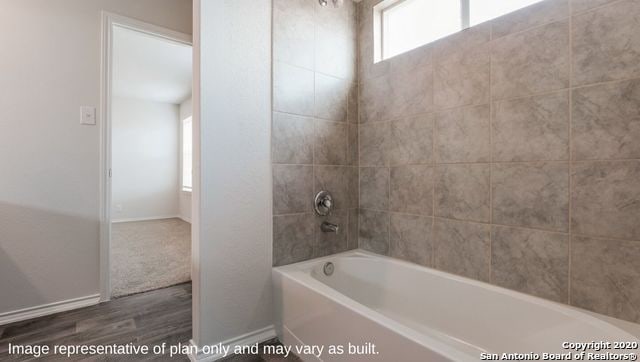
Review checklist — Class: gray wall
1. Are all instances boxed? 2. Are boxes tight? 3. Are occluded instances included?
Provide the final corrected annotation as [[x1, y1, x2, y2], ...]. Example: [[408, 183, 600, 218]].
[[272, 0, 359, 266], [0, 0, 192, 316], [357, 0, 640, 324]]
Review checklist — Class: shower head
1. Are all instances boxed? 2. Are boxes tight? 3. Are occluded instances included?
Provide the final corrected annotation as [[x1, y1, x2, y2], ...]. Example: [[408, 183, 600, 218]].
[[319, 0, 344, 8]]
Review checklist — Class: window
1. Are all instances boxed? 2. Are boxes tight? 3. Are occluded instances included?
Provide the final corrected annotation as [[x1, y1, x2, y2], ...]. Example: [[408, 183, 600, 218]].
[[375, 0, 543, 61], [181, 116, 192, 192]]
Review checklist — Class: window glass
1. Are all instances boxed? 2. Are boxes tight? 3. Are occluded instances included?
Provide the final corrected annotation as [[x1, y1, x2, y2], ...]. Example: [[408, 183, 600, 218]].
[[377, 0, 544, 61], [382, 0, 461, 59]]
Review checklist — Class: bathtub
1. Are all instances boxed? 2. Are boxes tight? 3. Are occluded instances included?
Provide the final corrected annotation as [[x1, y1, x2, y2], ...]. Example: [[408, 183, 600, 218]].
[[272, 250, 640, 361]]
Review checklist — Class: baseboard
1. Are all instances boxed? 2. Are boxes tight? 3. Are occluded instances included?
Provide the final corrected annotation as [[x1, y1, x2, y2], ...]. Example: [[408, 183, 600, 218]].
[[178, 215, 192, 223], [112, 215, 181, 223], [188, 325, 276, 361], [0, 294, 100, 326]]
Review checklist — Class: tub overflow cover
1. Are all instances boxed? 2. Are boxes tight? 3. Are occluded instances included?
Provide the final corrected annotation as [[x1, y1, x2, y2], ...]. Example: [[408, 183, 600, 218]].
[[323, 262, 334, 276]]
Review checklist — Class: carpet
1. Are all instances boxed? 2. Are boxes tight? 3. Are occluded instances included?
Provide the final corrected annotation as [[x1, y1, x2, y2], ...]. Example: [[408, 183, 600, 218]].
[[111, 218, 191, 297]]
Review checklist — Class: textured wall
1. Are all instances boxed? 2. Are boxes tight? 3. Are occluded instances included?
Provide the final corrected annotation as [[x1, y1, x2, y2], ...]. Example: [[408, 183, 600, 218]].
[[272, 0, 359, 266], [194, 0, 274, 349], [357, 0, 640, 324]]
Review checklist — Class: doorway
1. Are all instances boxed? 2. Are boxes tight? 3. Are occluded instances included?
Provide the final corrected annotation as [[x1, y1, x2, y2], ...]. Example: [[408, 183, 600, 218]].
[[100, 14, 193, 300]]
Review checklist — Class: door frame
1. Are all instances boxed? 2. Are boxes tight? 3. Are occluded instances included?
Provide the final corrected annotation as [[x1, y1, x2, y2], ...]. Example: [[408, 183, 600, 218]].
[[99, 12, 192, 301]]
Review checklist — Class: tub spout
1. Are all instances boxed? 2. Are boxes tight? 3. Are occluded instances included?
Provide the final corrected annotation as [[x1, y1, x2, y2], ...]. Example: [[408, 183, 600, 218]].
[[321, 221, 339, 233]]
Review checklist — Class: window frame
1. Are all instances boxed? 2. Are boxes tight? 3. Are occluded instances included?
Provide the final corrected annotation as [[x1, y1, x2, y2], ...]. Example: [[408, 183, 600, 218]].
[[180, 116, 193, 193], [374, 0, 540, 62]]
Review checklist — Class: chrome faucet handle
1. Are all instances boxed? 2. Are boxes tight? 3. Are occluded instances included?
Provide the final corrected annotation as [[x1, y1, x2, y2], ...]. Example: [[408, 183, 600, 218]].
[[314, 190, 334, 216]]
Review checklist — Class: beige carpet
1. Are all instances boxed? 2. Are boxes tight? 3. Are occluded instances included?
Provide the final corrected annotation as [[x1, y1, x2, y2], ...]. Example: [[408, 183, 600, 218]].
[[111, 218, 191, 297]]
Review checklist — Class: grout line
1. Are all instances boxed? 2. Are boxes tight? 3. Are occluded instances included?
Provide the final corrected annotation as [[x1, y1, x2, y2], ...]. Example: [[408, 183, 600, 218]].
[[490, 12, 569, 43], [488, 26, 494, 284], [359, 68, 640, 124], [311, 1, 317, 259], [567, 0, 573, 306], [360, 209, 640, 244], [275, 158, 640, 168], [360, 207, 574, 234], [570, 0, 629, 17], [431, 53, 437, 269], [387, 165, 391, 256], [571, 232, 640, 244], [274, 212, 316, 217]]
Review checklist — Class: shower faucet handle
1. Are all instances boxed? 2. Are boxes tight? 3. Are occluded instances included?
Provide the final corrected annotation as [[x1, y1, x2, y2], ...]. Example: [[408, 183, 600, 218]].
[[314, 190, 334, 216]]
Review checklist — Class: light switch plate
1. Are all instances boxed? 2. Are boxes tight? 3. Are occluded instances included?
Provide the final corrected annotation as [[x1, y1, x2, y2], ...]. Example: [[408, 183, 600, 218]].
[[80, 106, 96, 125]]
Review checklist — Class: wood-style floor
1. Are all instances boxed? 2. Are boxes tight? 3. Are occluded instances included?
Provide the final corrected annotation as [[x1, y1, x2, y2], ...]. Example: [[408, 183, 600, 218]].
[[0, 283, 299, 361]]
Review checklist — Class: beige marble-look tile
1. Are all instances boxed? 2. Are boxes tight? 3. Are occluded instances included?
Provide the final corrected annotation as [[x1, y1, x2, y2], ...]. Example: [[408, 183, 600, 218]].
[[571, 235, 640, 323], [491, 0, 569, 39], [571, 161, 640, 241], [432, 22, 491, 61], [348, 83, 358, 123], [273, 61, 315, 116], [315, 73, 350, 121], [359, 209, 389, 255], [390, 165, 434, 215], [435, 104, 491, 163], [359, 122, 389, 166], [493, 163, 569, 231], [273, 213, 315, 266], [572, 79, 640, 160], [388, 58, 433, 118], [315, 17, 356, 82], [492, 225, 569, 302], [360, 74, 391, 123], [358, 36, 390, 82], [348, 166, 359, 209], [389, 114, 434, 166], [434, 46, 490, 110], [348, 123, 359, 166], [434, 218, 490, 282], [492, 20, 569, 100], [348, 208, 358, 250], [571, 0, 617, 14], [390, 213, 433, 266], [315, 120, 348, 165], [315, 209, 349, 257], [389, 43, 433, 74], [314, 166, 349, 210], [360, 167, 389, 210], [492, 91, 569, 162], [273, 0, 315, 69], [272, 112, 314, 164], [435, 164, 490, 222], [273, 165, 313, 215], [572, 0, 640, 86]]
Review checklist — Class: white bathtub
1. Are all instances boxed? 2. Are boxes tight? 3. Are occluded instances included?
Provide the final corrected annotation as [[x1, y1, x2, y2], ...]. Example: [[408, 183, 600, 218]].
[[272, 250, 640, 361]]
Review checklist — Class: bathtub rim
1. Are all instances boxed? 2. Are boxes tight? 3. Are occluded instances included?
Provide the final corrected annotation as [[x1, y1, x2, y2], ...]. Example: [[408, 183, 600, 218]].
[[273, 249, 640, 343]]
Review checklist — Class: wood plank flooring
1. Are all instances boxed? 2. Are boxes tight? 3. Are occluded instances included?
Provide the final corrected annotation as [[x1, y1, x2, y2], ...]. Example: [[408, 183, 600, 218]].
[[0, 283, 299, 361]]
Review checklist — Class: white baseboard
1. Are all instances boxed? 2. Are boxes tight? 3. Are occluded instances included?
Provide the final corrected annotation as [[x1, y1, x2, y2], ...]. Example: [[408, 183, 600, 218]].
[[178, 215, 192, 223], [112, 215, 181, 223], [0, 294, 100, 326], [188, 325, 276, 361]]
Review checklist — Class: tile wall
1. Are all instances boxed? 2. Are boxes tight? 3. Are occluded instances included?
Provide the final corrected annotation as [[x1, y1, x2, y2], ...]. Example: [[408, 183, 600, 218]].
[[357, 0, 640, 323], [272, 0, 359, 266]]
